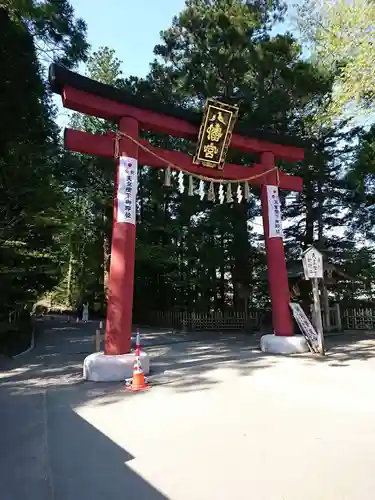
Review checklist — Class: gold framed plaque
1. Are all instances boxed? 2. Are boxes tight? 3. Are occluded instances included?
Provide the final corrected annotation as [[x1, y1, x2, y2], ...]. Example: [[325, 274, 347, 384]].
[[193, 99, 239, 169]]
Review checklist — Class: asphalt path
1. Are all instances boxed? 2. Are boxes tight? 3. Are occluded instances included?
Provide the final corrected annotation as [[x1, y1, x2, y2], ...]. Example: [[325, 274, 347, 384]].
[[1, 317, 375, 500]]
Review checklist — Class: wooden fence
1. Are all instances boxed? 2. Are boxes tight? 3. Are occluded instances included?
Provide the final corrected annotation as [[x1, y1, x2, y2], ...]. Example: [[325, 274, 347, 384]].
[[141, 310, 260, 331], [141, 306, 375, 333], [342, 308, 375, 331]]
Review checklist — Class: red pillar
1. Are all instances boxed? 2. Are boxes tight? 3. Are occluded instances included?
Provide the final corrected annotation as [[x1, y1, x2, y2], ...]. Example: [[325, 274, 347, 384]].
[[260, 152, 294, 336], [105, 117, 138, 354]]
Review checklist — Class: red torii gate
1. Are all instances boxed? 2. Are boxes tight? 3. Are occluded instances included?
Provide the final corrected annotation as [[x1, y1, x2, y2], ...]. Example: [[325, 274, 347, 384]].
[[49, 64, 304, 355]]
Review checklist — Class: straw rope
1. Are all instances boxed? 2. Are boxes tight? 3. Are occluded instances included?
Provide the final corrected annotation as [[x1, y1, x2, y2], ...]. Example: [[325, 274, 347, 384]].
[[114, 131, 280, 186]]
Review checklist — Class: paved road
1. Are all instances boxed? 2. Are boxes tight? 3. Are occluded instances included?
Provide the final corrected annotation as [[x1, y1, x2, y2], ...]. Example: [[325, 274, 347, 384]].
[[0, 318, 170, 500], [0, 318, 262, 500], [2, 319, 375, 499]]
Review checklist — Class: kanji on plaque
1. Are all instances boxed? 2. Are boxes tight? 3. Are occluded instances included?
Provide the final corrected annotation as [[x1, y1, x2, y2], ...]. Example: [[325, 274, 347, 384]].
[[266, 185, 283, 239], [302, 246, 323, 279], [117, 156, 138, 224], [289, 302, 320, 353], [193, 98, 239, 169]]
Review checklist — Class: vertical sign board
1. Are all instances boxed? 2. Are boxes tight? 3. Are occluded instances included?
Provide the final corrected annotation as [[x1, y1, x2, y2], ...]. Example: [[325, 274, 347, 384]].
[[302, 246, 325, 355], [290, 302, 320, 353], [302, 246, 323, 280], [266, 185, 283, 239], [117, 156, 138, 224], [193, 98, 239, 170]]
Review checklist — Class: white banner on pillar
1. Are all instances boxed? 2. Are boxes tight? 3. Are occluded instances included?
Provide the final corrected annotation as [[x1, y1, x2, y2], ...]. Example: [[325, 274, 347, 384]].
[[266, 185, 283, 239], [117, 156, 138, 224]]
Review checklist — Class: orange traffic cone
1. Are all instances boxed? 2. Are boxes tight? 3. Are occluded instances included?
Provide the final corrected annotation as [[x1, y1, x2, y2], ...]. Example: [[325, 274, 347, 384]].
[[125, 354, 150, 392]]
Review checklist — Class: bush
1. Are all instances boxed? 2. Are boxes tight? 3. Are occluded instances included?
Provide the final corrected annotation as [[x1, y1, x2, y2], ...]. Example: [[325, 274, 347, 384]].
[[0, 314, 33, 357]]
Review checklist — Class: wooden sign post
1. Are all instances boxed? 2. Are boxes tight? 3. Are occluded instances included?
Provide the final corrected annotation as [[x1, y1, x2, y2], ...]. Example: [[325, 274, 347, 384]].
[[302, 246, 325, 355]]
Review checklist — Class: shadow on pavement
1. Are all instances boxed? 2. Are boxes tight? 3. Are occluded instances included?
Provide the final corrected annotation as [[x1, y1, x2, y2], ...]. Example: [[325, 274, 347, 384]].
[[3, 318, 375, 396], [48, 396, 168, 500], [0, 318, 170, 500], [0, 317, 276, 396], [0, 388, 168, 500], [2, 318, 375, 499], [301, 331, 375, 368], [0, 317, 279, 499]]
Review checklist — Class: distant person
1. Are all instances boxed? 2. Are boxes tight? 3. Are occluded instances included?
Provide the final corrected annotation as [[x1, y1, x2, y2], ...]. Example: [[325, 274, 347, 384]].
[[82, 302, 89, 323], [260, 309, 273, 334]]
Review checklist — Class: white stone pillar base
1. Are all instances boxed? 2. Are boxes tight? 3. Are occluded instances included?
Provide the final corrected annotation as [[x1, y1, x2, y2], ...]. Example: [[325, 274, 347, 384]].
[[260, 334, 309, 354], [83, 350, 150, 382]]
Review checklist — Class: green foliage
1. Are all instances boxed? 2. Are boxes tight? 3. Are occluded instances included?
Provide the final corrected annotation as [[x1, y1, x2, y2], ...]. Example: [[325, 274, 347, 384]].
[[51, 0, 375, 315], [131, 0, 336, 311], [3, 0, 89, 67], [0, 9, 60, 313], [345, 124, 375, 241], [297, 0, 375, 119], [0, 3, 88, 324], [54, 46, 125, 310], [0, 313, 33, 356], [3, 0, 375, 326]]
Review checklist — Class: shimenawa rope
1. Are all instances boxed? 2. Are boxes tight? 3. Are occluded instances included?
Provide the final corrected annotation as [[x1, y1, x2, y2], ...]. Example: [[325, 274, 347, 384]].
[[113, 131, 280, 186]]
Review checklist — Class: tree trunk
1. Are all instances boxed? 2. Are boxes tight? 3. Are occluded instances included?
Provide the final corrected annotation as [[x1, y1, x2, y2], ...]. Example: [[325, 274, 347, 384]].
[[231, 201, 250, 311], [304, 179, 315, 246], [219, 229, 226, 312], [317, 181, 324, 240], [321, 280, 331, 332], [66, 238, 73, 308], [139, 165, 144, 222]]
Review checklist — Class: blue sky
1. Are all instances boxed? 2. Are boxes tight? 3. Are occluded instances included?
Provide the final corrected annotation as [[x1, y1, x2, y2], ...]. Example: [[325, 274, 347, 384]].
[[56, 0, 186, 125], [63, 1, 372, 132], [56, 1, 352, 239], [56, 0, 296, 125], [71, 0, 187, 78], [70, 0, 297, 77]]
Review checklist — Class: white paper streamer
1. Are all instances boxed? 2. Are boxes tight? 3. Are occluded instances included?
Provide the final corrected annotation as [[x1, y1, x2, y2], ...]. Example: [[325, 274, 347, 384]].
[[188, 175, 194, 196], [207, 181, 215, 201], [236, 184, 243, 203], [178, 171, 184, 193], [199, 180, 205, 200], [226, 183, 233, 203], [244, 181, 250, 200], [164, 166, 171, 186], [218, 184, 224, 204]]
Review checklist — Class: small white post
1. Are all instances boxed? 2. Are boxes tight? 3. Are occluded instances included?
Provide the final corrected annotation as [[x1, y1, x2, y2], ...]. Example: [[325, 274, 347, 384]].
[[312, 278, 325, 355], [302, 245, 325, 355], [336, 303, 342, 332], [95, 329, 101, 352]]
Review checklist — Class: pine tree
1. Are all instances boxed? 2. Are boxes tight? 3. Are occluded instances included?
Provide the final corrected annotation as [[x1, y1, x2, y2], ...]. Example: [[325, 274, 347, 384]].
[[136, 0, 336, 312]]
